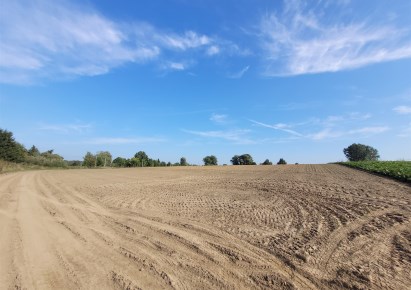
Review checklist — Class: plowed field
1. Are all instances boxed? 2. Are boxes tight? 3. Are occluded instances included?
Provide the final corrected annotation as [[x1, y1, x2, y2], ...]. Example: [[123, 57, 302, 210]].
[[0, 165, 410, 289]]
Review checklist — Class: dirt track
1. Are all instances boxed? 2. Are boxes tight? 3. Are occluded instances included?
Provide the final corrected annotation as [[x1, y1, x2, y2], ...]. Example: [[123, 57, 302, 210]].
[[0, 165, 410, 289]]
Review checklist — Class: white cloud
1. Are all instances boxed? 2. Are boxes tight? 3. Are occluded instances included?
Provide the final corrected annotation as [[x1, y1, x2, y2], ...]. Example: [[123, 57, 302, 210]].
[[0, 0, 156, 83], [169, 62, 186, 70], [163, 61, 188, 71], [259, 1, 411, 76], [210, 114, 228, 123], [393, 105, 411, 114], [228, 66, 250, 79], [206, 45, 220, 56], [158, 31, 211, 50], [0, 0, 221, 84]]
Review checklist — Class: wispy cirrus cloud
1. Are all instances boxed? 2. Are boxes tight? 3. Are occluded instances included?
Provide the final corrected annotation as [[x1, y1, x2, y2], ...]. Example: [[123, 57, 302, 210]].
[[307, 129, 341, 140], [321, 112, 372, 127], [250, 119, 303, 136], [161, 61, 192, 72], [210, 113, 228, 124], [259, 1, 411, 76], [157, 30, 211, 50], [38, 122, 92, 134], [393, 105, 411, 114], [85, 137, 166, 145], [348, 126, 389, 135], [182, 129, 254, 144], [251, 112, 388, 140], [308, 126, 389, 140], [228, 66, 250, 79], [0, 0, 229, 84]]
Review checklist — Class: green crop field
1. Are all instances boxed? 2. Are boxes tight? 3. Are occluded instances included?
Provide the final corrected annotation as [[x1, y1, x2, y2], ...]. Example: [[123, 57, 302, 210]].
[[338, 161, 411, 183]]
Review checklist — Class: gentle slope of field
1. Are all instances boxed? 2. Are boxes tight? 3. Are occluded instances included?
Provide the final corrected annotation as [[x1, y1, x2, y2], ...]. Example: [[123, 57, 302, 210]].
[[0, 165, 410, 289]]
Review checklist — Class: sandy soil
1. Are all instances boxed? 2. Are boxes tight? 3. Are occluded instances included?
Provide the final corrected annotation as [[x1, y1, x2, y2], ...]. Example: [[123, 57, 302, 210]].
[[0, 165, 410, 289]]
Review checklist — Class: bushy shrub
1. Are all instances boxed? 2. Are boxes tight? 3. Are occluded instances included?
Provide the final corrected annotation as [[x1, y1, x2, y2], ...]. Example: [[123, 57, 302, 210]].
[[277, 158, 287, 165]]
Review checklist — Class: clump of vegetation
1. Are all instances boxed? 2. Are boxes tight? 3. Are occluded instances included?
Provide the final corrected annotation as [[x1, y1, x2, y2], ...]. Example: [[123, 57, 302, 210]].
[[203, 155, 218, 166], [0, 128, 68, 172], [231, 154, 256, 165], [83, 151, 112, 168], [338, 161, 411, 183], [277, 158, 287, 165], [343, 143, 379, 161], [0, 159, 43, 173], [26, 147, 66, 167], [339, 143, 410, 182], [261, 159, 272, 165], [111, 151, 173, 168], [180, 157, 188, 166], [0, 129, 26, 162]]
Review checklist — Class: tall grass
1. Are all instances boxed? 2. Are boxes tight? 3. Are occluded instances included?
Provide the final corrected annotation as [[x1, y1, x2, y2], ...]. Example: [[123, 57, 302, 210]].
[[0, 157, 69, 174], [0, 160, 46, 173], [25, 155, 67, 168]]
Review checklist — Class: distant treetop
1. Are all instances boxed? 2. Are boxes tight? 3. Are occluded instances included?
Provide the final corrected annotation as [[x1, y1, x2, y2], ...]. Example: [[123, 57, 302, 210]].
[[203, 155, 218, 166], [231, 154, 256, 165], [261, 159, 272, 165], [343, 143, 379, 161], [277, 158, 287, 165]]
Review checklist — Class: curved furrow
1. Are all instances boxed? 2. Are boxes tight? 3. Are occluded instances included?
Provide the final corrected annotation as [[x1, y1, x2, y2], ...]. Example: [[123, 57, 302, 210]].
[[1, 165, 410, 289]]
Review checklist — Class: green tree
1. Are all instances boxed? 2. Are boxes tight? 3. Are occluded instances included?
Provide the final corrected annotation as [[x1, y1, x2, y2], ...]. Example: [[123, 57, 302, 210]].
[[230, 155, 240, 165], [230, 154, 255, 165], [277, 158, 287, 165], [343, 143, 380, 161], [128, 157, 140, 167], [66, 160, 82, 166], [40, 149, 63, 160], [96, 151, 112, 167], [261, 159, 272, 165], [112, 157, 127, 167], [28, 145, 40, 157], [134, 151, 149, 166], [0, 129, 26, 162], [83, 152, 96, 168], [242, 154, 255, 165], [180, 157, 188, 166], [203, 155, 218, 166], [147, 159, 155, 167]]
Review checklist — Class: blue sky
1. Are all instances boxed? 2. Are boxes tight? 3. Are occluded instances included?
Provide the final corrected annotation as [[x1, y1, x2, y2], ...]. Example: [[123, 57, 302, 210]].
[[1, 0, 410, 164]]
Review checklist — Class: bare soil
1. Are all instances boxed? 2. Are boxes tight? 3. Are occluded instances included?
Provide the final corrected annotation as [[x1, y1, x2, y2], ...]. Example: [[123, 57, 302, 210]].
[[0, 165, 410, 289]]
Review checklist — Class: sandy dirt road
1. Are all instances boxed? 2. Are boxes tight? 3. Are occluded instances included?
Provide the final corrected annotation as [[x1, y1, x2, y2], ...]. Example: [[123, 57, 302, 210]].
[[0, 165, 410, 289]]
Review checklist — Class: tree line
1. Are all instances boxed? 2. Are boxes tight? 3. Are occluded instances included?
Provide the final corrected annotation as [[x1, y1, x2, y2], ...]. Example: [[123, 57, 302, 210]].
[[82, 151, 190, 168], [1, 128, 380, 168], [0, 129, 66, 167]]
